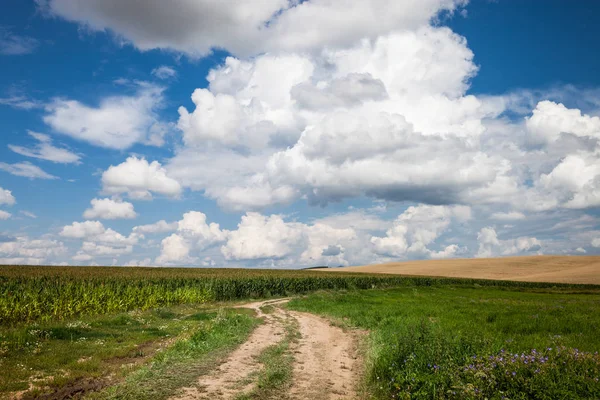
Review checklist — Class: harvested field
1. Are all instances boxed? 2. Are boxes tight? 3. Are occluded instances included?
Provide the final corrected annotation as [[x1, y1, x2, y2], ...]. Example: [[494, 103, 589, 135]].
[[316, 255, 600, 284]]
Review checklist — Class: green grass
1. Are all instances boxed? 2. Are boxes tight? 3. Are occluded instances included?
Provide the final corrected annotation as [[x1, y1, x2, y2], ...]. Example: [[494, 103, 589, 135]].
[[287, 286, 600, 399], [91, 308, 258, 400], [0, 304, 258, 399]]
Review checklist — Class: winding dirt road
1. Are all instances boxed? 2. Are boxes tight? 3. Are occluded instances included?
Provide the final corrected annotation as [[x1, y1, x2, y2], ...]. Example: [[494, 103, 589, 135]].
[[171, 299, 362, 400]]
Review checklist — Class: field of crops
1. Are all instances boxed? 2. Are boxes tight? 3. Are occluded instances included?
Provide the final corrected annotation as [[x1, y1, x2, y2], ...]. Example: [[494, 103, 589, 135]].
[[3, 265, 597, 325]]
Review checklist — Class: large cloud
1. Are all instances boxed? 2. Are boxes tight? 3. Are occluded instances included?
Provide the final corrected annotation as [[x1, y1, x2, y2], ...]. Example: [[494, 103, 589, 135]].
[[42, 0, 466, 57], [43, 83, 166, 150]]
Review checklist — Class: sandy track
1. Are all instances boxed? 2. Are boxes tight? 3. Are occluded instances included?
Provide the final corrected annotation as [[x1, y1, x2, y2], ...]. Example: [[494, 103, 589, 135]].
[[288, 311, 359, 400], [316, 255, 600, 285], [171, 299, 361, 400]]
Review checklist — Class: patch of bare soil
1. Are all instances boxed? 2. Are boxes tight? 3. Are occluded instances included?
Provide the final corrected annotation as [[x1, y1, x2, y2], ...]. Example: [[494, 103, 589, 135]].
[[287, 311, 360, 400], [317, 255, 600, 285]]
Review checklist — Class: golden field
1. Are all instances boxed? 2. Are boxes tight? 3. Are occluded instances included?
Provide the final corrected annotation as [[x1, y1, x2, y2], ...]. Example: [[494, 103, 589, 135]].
[[317, 255, 600, 285]]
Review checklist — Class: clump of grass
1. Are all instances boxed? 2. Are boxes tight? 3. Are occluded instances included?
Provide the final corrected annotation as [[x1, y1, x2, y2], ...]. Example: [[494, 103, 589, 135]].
[[237, 316, 299, 400]]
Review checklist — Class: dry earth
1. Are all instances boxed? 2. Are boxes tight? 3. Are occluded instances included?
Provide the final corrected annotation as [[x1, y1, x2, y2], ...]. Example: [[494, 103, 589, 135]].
[[172, 299, 361, 400], [317, 255, 600, 285]]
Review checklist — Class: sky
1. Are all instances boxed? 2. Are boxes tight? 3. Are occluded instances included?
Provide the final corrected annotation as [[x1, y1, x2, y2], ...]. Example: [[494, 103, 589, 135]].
[[1, 0, 600, 268]]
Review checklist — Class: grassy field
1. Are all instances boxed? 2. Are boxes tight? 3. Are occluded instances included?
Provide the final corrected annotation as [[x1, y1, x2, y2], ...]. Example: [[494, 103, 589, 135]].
[[322, 255, 600, 284], [287, 286, 600, 399], [3, 264, 600, 399], [4, 265, 593, 325]]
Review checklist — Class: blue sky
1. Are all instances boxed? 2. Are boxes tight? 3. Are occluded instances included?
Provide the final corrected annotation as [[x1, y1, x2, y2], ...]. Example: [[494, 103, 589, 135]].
[[1, 0, 600, 267]]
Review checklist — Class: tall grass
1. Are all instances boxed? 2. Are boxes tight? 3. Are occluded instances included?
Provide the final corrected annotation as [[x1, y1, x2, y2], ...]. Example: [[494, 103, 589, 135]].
[[1, 265, 597, 325]]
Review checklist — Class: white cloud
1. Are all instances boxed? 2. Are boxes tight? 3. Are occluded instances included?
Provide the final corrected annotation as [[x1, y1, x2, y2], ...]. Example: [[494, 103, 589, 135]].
[[151, 65, 177, 79], [0, 187, 15, 206], [525, 101, 600, 146], [61, 220, 142, 262], [102, 156, 182, 199], [8, 131, 81, 164], [60, 220, 141, 245], [43, 0, 465, 57], [0, 236, 67, 265], [20, 211, 37, 218], [43, 83, 165, 150], [221, 213, 302, 260], [0, 29, 38, 55], [156, 233, 194, 265], [0, 210, 11, 220], [0, 95, 43, 110], [476, 227, 542, 258], [60, 220, 106, 238], [370, 205, 471, 259], [0, 162, 57, 179], [490, 211, 526, 221], [83, 198, 137, 220], [133, 220, 178, 234], [155, 211, 227, 264]]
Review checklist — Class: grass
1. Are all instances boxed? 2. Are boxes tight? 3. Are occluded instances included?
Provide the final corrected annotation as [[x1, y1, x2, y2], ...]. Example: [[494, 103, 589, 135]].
[[91, 308, 258, 400], [287, 286, 600, 399], [236, 313, 299, 400], [0, 303, 258, 399]]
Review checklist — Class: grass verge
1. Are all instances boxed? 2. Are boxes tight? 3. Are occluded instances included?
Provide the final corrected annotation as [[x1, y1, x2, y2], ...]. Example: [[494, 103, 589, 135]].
[[0, 304, 258, 399], [89, 308, 258, 400], [287, 286, 600, 399]]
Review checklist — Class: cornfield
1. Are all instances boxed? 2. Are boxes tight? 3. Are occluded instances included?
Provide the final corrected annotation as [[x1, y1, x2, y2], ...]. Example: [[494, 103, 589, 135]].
[[1, 265, 595, 325]]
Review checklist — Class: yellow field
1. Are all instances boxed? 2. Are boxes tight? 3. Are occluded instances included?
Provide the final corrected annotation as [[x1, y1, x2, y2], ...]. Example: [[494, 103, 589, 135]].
[[317, 255, 600, 285]]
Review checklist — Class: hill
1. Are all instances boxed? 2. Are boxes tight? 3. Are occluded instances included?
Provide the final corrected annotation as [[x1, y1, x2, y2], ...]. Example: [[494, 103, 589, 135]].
[[315, 255, 600, 285]]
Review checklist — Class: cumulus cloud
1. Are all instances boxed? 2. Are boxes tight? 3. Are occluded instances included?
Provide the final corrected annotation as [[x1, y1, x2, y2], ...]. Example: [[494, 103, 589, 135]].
[[476, 227, 542, 258], [155, 211, 227, 265], [102, 156, 182, 199], [0, 210, 11, 220], [8, 131, 81, 164], [60, 220, 141, 245], [525, 101, 600, 147], [221, 213, 302, 260], [0, 161, 57, 179], [61, 220, 142, 262], [0, 187, 15, 206], [370, 205, 471, 259], [0, 236, 67, 265], [83, 198, 137, 220], [43, 83, 165, 150]]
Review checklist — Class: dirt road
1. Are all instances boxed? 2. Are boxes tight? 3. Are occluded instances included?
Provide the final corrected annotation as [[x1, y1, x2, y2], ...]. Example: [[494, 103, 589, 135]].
[[171, 299, 361, 400]]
